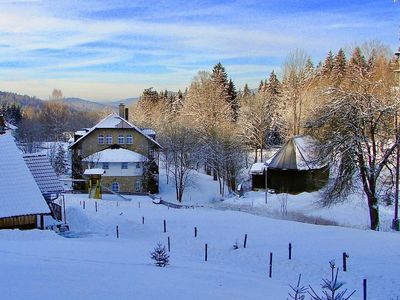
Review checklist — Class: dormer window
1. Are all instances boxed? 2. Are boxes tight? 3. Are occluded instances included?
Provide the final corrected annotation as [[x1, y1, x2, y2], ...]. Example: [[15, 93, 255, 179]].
[[106, 135, 113, 144], [118, 135, 124, 144], [98, 135, 104, 144], [126, 135, 133, 144]]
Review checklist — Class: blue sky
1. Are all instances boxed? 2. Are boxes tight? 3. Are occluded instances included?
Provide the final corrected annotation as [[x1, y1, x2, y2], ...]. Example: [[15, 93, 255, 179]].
[[0, 0, 399, 101]]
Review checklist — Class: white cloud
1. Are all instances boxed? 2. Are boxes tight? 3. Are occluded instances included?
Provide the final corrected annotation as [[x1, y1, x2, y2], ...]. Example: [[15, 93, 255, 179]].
[[0, 1, 397, 99]]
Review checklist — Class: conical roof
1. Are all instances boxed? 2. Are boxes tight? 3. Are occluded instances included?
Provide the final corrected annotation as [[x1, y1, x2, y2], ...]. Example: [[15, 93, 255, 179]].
[[267, 136, 324, 171]]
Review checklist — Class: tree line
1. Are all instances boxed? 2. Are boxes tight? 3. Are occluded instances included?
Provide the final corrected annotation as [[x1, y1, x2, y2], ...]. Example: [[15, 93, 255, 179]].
[[129, 41, 399, 230]]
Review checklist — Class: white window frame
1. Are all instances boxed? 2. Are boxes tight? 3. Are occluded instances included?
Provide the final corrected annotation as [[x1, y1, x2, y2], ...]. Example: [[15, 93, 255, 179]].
[[136, 162, 141, 169], [102, 162, 109, 169], [126, 135, 133, 144], [106, 135, 113, 144], [98, 135, 104, 144], [121, 162, 128, 169], [111, 182, 119, 193], [118, 135, 124, 144]]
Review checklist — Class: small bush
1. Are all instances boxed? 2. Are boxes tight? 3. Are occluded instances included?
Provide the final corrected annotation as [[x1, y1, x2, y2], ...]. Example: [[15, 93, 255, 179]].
[[150, 243, 170, 267]]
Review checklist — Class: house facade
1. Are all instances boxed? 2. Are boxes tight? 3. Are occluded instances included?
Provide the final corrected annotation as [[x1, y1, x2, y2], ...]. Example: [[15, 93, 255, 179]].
[[69, 104, 161, 194]]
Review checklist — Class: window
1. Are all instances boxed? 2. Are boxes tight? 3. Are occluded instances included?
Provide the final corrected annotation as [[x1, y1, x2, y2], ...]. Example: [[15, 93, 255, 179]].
[[135, 180, 141, 192], [149, 149, 155, 160], [98, 135, 104, 144], [118, 135, 124, 144], [111, 182, 119, 193], [126, 135, 133, 144], [102, 162, 109, 169], [106, 135, 113, 144], [121, 162, 128, 169], [136, 162, 141, 169]]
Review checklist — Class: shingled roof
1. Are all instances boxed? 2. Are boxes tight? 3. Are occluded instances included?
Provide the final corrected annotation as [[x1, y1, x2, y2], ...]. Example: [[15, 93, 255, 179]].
[[23, 153, 64, 197], [0, 133, 50, 218]]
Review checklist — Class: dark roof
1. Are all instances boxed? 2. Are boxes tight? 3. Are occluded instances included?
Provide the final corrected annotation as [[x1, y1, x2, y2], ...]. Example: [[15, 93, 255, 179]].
[[23, 153, 64, 196], [267, 136, 326, 171]]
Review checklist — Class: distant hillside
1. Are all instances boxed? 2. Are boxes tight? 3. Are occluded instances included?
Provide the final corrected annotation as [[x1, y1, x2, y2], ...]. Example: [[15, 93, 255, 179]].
[[0, 91, 43, 108], [105, 97, 139, 107], [62, 97, 111, 111], [0, 91, 139, 112]]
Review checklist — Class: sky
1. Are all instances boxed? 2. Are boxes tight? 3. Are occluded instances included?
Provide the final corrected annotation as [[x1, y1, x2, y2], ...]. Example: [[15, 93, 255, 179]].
[[0, 0, 399, 102]]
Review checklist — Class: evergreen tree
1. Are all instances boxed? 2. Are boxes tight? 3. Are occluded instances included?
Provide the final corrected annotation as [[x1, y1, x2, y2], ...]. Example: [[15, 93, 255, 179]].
[[304, 58, 315, 81], [150, 243, 170, 267], [0, 103, 23, 125], [322, 50, 334, 77], [258, 80, 265, 92], [243, 83, 251, 97], [349, 47, 367, 73], [228, 79, 239, 121], [54, 143, 67, 176], [211, 62, 237, 121], [332, 48, 347, 85], [266, 70, 281, 96]]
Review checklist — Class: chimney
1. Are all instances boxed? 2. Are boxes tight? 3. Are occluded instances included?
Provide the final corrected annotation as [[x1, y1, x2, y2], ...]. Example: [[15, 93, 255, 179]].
[[125, 107, 129, 121], [0, 115, 5, 134], [119, 103, 125, 119]]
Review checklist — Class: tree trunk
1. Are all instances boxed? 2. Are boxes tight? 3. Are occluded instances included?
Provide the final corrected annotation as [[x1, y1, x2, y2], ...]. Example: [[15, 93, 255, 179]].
[[367, 193, 379, 230]]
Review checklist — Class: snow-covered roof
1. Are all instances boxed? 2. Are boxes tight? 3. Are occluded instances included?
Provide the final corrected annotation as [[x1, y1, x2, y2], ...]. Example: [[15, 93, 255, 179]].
[[75, 130, 88, 136], [250, 162, 266, 174], [69, 113, 161, 148], [0, 133, 50, 218], [267, 136, 326, 171], [5, 121, 17, 130], [84, 168, 105, 175], [141, 128, 156, 136], [82, 148, 148, 163], [23, 153, 64, 196]]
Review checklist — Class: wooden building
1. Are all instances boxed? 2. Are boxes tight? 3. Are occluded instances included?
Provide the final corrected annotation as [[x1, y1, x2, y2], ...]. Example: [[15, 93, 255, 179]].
[[0, 133, 51, 229], [266, 136, 329, 194]]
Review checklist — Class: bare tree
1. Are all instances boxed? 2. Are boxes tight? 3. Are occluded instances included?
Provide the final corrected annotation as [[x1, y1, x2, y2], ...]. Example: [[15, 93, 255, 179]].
[[159, 121, 201, 202], [282, 49, 313, 137], [307, 49, 399, 230]]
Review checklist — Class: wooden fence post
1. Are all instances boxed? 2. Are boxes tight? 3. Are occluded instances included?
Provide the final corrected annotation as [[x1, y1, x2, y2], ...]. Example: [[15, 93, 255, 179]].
[[163, 220, 167, 233], [363, 279, 367, 300], [269, 252, 273, 278], [83, 201, 85, 210], [205, 243, 208, 261], [95, 201, 98, 212], [168, 236, 171, 252], [116, 225, 119, 238], [142, 216, 144, 224], [343, 252, 349, 272], [289, 243, 292, 260], [194, 227, 197, 237], [243, 234, 248, 248]]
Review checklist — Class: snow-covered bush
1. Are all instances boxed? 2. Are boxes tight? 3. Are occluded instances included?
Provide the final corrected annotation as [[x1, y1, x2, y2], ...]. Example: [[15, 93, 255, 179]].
[[308, 260, 355, 300], [150, 243, 170, 267], [287, 274, 307, 300]]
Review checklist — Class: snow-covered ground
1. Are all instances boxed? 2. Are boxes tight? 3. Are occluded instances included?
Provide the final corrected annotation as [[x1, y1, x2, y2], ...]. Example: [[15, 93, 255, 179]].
[[0, 168, 399, 299]]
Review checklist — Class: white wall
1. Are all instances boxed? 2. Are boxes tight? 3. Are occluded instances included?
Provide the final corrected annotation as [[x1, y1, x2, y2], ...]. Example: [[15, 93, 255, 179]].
[[94, 162, 143, 177]]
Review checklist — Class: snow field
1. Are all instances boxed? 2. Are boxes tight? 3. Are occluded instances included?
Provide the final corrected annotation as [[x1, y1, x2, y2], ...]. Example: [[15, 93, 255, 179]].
[[0, 193, 398, 299]]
